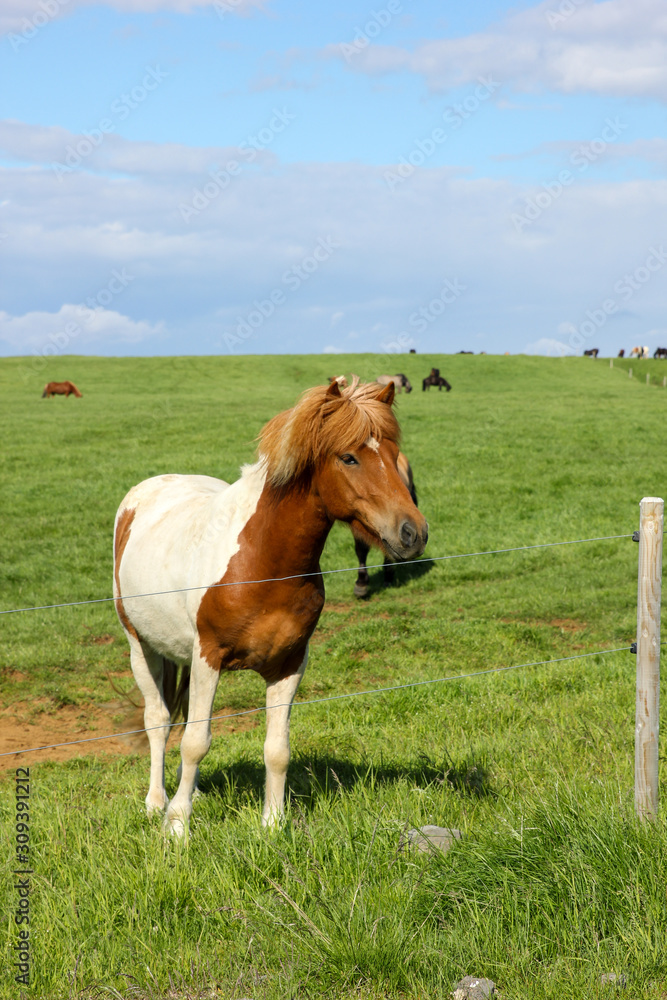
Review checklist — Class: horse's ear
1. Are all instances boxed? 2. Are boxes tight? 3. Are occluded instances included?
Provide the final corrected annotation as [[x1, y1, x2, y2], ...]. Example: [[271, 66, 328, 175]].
[[377, 381, 395, 406], [326, 379, 342, 399]]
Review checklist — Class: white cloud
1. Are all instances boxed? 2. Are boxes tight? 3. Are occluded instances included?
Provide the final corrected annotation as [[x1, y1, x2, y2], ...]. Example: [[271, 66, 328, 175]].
[[2, 127, 667, 356], [524, 337, 573, 356], [0, 120, 272, 177], [322, 344, 342, 353], [0, 304, 165, 352], [1, 0, 267, 36], [324, 0, 667, 101]]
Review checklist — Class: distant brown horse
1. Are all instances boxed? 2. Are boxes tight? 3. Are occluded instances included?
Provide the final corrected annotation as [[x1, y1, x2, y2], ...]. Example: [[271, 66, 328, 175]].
[[42, 381, 82, 398]]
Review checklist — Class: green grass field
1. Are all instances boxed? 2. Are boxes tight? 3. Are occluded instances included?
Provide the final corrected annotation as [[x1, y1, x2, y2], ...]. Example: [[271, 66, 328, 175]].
[[1, 352, 666, 999]]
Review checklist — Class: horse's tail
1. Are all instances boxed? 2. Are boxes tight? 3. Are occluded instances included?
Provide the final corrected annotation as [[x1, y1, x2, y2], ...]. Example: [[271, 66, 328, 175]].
[[162, 659, 191, 723], [70, 382, 83, 397], [41, 385, 48, 398]]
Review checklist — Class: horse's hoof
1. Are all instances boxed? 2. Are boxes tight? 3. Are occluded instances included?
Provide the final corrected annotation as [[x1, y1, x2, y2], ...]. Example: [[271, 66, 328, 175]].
[[353, 582, 370, 599], [146, 794, 168, 816], [163, 814, 188, 839]]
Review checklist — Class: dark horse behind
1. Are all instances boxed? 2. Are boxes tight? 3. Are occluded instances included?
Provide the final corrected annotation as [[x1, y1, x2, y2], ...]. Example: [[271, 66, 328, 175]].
[[353, 452, 419, 598], [422, 368, 451, 391]]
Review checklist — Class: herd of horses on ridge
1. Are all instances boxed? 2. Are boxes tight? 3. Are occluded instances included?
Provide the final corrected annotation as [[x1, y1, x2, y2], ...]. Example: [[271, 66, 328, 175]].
[[584, 347, 667, 359]]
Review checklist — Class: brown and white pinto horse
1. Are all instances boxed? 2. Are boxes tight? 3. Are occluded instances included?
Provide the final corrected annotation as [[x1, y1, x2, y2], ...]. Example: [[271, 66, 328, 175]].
[[114, 379, 428, 837], [42, 381, 82, 398]]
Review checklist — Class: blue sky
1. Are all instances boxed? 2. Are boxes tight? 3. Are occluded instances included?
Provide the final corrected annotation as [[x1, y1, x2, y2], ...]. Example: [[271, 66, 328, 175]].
[[1, 0, 667, 360]]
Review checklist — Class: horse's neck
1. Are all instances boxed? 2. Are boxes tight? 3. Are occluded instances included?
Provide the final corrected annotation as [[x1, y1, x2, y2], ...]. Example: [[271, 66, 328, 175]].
[[242, 476, 332, 580]]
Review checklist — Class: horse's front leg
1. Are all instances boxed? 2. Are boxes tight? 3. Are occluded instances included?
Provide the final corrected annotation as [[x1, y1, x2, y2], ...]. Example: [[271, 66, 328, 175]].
[[262, 649, 308, 828], [164, 646, 220, 838], [353, 537, 371, 598]]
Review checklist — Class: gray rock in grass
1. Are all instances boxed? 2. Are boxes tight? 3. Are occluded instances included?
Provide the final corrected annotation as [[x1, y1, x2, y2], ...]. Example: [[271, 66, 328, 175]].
[[600, 972, 628, 989], [452, 975, 496, 999], [402, 825, 463, 854]]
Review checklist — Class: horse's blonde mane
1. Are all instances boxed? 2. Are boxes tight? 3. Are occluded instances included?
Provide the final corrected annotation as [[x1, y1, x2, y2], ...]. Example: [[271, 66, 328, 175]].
[[258, 377, 400, 486]]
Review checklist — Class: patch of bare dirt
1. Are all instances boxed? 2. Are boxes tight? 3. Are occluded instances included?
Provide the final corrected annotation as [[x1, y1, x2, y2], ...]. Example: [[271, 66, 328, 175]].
[[0, 693, 259, 771]]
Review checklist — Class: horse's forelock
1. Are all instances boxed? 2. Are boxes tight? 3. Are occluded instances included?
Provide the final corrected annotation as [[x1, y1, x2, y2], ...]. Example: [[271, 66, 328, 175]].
[[259, 381, 400, 487]]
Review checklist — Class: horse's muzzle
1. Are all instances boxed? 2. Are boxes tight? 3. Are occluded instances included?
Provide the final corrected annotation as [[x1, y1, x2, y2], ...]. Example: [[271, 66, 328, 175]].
[[385, 518, 428, 560]]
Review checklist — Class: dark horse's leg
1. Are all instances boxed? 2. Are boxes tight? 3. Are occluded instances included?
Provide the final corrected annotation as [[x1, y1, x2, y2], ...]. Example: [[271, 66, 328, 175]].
[[354, 537, 396, 597], [354, 538, 371, 598]]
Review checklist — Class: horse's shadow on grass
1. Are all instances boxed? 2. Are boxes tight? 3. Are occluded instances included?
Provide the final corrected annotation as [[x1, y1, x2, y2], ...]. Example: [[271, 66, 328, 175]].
[[198, 747, 495, 810], [361, 554, 435, 597]]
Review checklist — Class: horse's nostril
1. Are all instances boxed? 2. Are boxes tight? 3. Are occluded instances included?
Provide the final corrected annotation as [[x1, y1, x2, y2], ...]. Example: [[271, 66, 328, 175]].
[[400, 520, 417, 548]]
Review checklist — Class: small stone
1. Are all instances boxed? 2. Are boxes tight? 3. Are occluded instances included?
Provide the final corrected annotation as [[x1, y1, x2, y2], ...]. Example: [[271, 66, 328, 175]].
[[600, 972, 627, 988], [452, 975, 496, 999], [402, 825, 463, 854]]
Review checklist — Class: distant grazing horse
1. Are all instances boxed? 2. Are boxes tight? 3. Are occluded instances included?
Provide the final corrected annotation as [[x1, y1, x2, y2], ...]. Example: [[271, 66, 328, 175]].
[[583, 349, 599, 358], [422, 368, 452, 392], [654, 347, 667, 359], [42, 381, 82, 398], [353, 452, 418, 598], [114, 379, 428, 837], [618, 349, 625, 358], [377, 373, 413, 394], [631, 346, 650, 359]]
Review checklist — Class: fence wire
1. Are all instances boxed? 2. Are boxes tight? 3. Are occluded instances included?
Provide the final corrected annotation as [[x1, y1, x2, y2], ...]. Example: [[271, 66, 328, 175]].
[[1, 645, 632, 759], [0, 532, 632, 617]]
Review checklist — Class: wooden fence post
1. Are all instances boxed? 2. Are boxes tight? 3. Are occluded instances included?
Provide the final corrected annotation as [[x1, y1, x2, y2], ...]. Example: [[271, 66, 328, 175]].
[[635, 497, 664, 820], [629, 368, 633, 378], [610, 359, 613, 369], [647, 373, 650, 386]]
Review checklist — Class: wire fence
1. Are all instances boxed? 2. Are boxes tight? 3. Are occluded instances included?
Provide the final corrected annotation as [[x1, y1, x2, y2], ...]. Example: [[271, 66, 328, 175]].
[[0, 532, 632, 617], [0, 645, 632, 759], [2, 530, 639, 759]]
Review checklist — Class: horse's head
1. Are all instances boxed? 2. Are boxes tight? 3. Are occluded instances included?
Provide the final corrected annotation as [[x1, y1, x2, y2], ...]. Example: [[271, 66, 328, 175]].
[[259, 379, 428, 561], [310, 380, 427, 559]]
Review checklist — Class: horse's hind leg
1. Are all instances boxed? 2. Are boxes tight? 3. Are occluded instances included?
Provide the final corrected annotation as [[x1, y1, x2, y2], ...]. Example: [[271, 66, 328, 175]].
[[126, 635, 171, 814], [165, 648, 220, 838], [262, 650, 308, 827]]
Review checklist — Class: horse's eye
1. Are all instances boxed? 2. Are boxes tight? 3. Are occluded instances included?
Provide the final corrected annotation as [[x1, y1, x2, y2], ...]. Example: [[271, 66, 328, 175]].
[[340, 454, 358, 466]]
